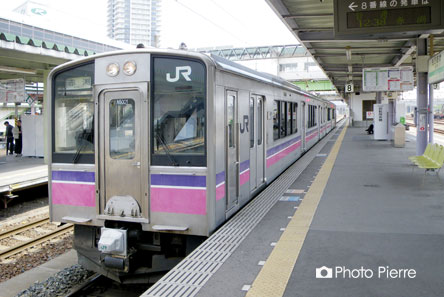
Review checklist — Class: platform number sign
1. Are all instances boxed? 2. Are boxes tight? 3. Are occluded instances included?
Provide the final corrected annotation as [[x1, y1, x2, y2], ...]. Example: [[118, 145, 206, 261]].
[[345, 83, 354, 93]]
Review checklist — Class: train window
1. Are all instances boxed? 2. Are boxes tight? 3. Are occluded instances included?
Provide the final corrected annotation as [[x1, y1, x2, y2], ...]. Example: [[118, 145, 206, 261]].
[[258, 99, 263, 145], [152, 57, 206, 166], [52, 62, 94, 164], [292, 103, 297, 133], [109, 99, 135, 160], [314, 106, 318, 126], [286, 102, 292, 136], [308, 105, 316, 129], [250, 97, 254, 148], [273, 101, 279, 140], [227, 95, 235, 148], [280, 101, 286, 138]]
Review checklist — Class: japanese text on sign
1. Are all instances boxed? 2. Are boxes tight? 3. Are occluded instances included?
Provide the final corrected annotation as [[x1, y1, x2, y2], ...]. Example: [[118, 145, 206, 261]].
[[348, 0, 430, 11]]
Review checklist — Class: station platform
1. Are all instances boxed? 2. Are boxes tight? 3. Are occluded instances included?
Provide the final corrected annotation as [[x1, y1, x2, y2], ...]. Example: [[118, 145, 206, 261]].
[[143, 122, 444, 297], [0, 155, 47, 208]]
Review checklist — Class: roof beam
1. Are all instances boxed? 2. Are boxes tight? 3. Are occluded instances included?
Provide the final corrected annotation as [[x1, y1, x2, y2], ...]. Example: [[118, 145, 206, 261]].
[[298, 31, 412, 43], [391, 40, 416, 67], [283, 14, 334, 19]]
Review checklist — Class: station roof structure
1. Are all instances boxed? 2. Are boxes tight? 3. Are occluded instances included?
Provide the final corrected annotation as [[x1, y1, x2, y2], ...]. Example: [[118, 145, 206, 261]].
[[0, 8, 128, 83], [266, 0, 444, 94]]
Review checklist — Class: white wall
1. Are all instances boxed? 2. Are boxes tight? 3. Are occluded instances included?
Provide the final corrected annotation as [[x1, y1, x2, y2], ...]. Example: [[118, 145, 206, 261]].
[[350, 92, 377, 122]]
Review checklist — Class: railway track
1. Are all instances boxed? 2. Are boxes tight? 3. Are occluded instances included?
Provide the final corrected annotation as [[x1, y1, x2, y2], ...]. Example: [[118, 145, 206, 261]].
[[405, 120, 444, 135], [0, 215, 73, 261], [63, 272, 149, 297]]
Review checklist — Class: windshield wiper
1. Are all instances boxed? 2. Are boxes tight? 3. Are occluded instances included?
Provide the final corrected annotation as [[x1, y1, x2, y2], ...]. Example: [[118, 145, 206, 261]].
[[155, 132, 179, 166]]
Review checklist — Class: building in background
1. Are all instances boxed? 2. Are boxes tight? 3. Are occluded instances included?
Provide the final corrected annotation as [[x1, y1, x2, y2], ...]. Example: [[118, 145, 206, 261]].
[[107, 0, 161, 47]]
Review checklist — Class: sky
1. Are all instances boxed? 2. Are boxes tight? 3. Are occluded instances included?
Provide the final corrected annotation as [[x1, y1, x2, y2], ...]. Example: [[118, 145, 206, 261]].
[[2, 0, 298, 49]]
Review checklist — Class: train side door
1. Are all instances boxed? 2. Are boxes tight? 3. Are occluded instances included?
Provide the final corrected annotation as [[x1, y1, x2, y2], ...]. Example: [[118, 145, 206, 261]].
[[301, 101, 306, 151], [99, 89, 146, 219], [256, 96, 265, 187], [249, 95, 265, 191], [249, 97, 257, 191], [226, 91, 239, 211]]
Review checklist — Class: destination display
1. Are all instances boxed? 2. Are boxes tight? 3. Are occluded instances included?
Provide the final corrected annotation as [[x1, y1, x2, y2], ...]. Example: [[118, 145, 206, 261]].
[[363, 66, 414, 92], [334, 0, 443, 37], [347, 7, 431, 29]]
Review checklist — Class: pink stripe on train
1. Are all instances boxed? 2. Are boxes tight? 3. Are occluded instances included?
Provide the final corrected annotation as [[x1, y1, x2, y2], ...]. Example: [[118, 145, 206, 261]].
[[216, 183, 225, 201], [267, 140, 301, 168], [151, 187, 207, 215], [52, 182, 95, 207]]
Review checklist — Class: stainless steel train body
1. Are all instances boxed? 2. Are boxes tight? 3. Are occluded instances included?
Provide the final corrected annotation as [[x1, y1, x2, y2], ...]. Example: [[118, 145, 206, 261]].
[[48, 49, 336, 282]]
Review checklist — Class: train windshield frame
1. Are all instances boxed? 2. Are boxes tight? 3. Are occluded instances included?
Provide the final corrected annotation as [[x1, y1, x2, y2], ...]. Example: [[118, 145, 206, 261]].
[[51, 62, 95, 164], [151, 56, 207, 167]]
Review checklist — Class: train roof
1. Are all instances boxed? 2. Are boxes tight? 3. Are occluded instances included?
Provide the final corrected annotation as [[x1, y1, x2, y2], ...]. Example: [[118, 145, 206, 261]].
[[48, 48, 332, 106], [208, 54, 330, 104]]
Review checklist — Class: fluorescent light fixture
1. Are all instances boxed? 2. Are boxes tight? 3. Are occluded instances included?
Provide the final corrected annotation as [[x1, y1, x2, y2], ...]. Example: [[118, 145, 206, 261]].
[[0, 66, 37, 75]]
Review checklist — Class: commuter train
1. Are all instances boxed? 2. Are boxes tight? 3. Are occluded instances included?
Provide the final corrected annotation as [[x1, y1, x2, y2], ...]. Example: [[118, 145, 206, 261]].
[[48, 49, 336, 282]]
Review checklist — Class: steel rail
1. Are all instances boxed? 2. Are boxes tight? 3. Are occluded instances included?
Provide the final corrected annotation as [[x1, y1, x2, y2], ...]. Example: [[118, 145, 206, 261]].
[[0, 216, 50, 241], [0, 223, 73, 260]]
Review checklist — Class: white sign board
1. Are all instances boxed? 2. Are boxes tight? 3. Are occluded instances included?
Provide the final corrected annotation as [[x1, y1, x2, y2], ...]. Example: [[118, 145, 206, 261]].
[[429, 51, 444, 84], [366, 111, 374, 119], [345, 83, 354, 93], [363, 66, 414, 92], [0, 79, 25, 103]]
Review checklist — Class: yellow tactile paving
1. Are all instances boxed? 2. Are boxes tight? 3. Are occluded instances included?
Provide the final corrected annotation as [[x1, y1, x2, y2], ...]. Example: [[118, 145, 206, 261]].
[[246, 125, 348, 297]]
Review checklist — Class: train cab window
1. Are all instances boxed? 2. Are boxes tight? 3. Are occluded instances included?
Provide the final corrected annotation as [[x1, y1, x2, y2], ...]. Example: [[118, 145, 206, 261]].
[[292, 103, 298, 133], [273, 101, 279, 140], [109, 99, 135, 160], [152, 57, 206, 166], [52, 62, 94, 164], [250, 97, 254, 148]]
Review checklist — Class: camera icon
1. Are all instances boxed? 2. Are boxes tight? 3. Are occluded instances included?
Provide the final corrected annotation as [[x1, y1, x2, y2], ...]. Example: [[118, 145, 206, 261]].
[[316, 266, 333, 279]]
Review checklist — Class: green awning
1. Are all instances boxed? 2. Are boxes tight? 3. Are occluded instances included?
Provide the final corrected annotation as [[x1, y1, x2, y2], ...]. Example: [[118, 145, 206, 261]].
[[293, 80, 335, 91]]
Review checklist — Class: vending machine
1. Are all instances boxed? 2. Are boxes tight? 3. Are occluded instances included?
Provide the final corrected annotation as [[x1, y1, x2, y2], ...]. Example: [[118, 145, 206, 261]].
[[374, 104, 389, 140]]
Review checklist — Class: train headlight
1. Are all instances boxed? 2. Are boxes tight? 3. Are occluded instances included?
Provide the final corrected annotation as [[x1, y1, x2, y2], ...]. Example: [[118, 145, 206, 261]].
[[106, 63, 120, 77], [123, 61, 137, 76]]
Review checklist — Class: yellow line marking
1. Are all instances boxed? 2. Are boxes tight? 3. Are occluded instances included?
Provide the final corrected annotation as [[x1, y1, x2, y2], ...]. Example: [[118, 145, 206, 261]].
[[246, 124, 348, 297]]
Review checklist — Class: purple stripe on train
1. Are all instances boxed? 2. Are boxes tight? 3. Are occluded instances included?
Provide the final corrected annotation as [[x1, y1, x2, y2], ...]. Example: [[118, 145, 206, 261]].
[[240, 160, 250, 172], [51, 171, 95, 207], [52, 171, 95, 183], [151, 174, 206, 187], [216, 171, 225, 185], [267, 136, 302, 157], [150, 174, 207, 215]]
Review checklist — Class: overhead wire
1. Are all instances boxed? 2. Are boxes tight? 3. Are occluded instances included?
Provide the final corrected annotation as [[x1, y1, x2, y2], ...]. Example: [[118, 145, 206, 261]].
[[174, 0, 246, 45]]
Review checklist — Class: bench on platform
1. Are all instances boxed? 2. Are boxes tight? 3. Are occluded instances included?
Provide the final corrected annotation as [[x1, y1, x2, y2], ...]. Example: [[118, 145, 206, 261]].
[[409, 143, 444, 176]]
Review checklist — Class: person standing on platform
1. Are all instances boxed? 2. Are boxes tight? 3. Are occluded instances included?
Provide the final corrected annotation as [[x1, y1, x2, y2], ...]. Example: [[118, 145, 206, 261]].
[[13, 120, 22, 157], [4, 121, 14, 155]]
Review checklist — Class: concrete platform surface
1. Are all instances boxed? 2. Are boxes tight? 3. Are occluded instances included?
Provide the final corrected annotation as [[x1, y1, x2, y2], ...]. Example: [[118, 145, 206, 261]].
[[0, 249, 77, 297], [144, 124, 444, 297], [0, 156, 47, 188]]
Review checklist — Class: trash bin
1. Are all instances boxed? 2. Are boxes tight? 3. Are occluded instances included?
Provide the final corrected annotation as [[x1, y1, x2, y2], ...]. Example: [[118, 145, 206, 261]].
[[0, 140, 6, 163], [394, 123, 405, 148]]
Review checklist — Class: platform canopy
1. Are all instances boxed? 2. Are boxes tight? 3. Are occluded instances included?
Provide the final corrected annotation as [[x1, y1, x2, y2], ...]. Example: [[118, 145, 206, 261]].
[[266, 0, 444, 94]]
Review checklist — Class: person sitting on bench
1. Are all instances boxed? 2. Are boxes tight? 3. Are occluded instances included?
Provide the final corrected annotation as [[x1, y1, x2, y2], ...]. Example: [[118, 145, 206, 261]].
[[365, 124, 374, 135]]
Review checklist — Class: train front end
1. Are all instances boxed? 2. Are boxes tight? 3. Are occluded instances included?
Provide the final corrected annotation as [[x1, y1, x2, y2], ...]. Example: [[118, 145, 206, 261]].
[[48, 50, 212, 282]]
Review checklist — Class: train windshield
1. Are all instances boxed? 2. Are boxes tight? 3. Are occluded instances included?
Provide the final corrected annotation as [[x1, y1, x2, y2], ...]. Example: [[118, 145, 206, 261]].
[[52, 63, 94, 163], [152, 57, 206, 166]]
